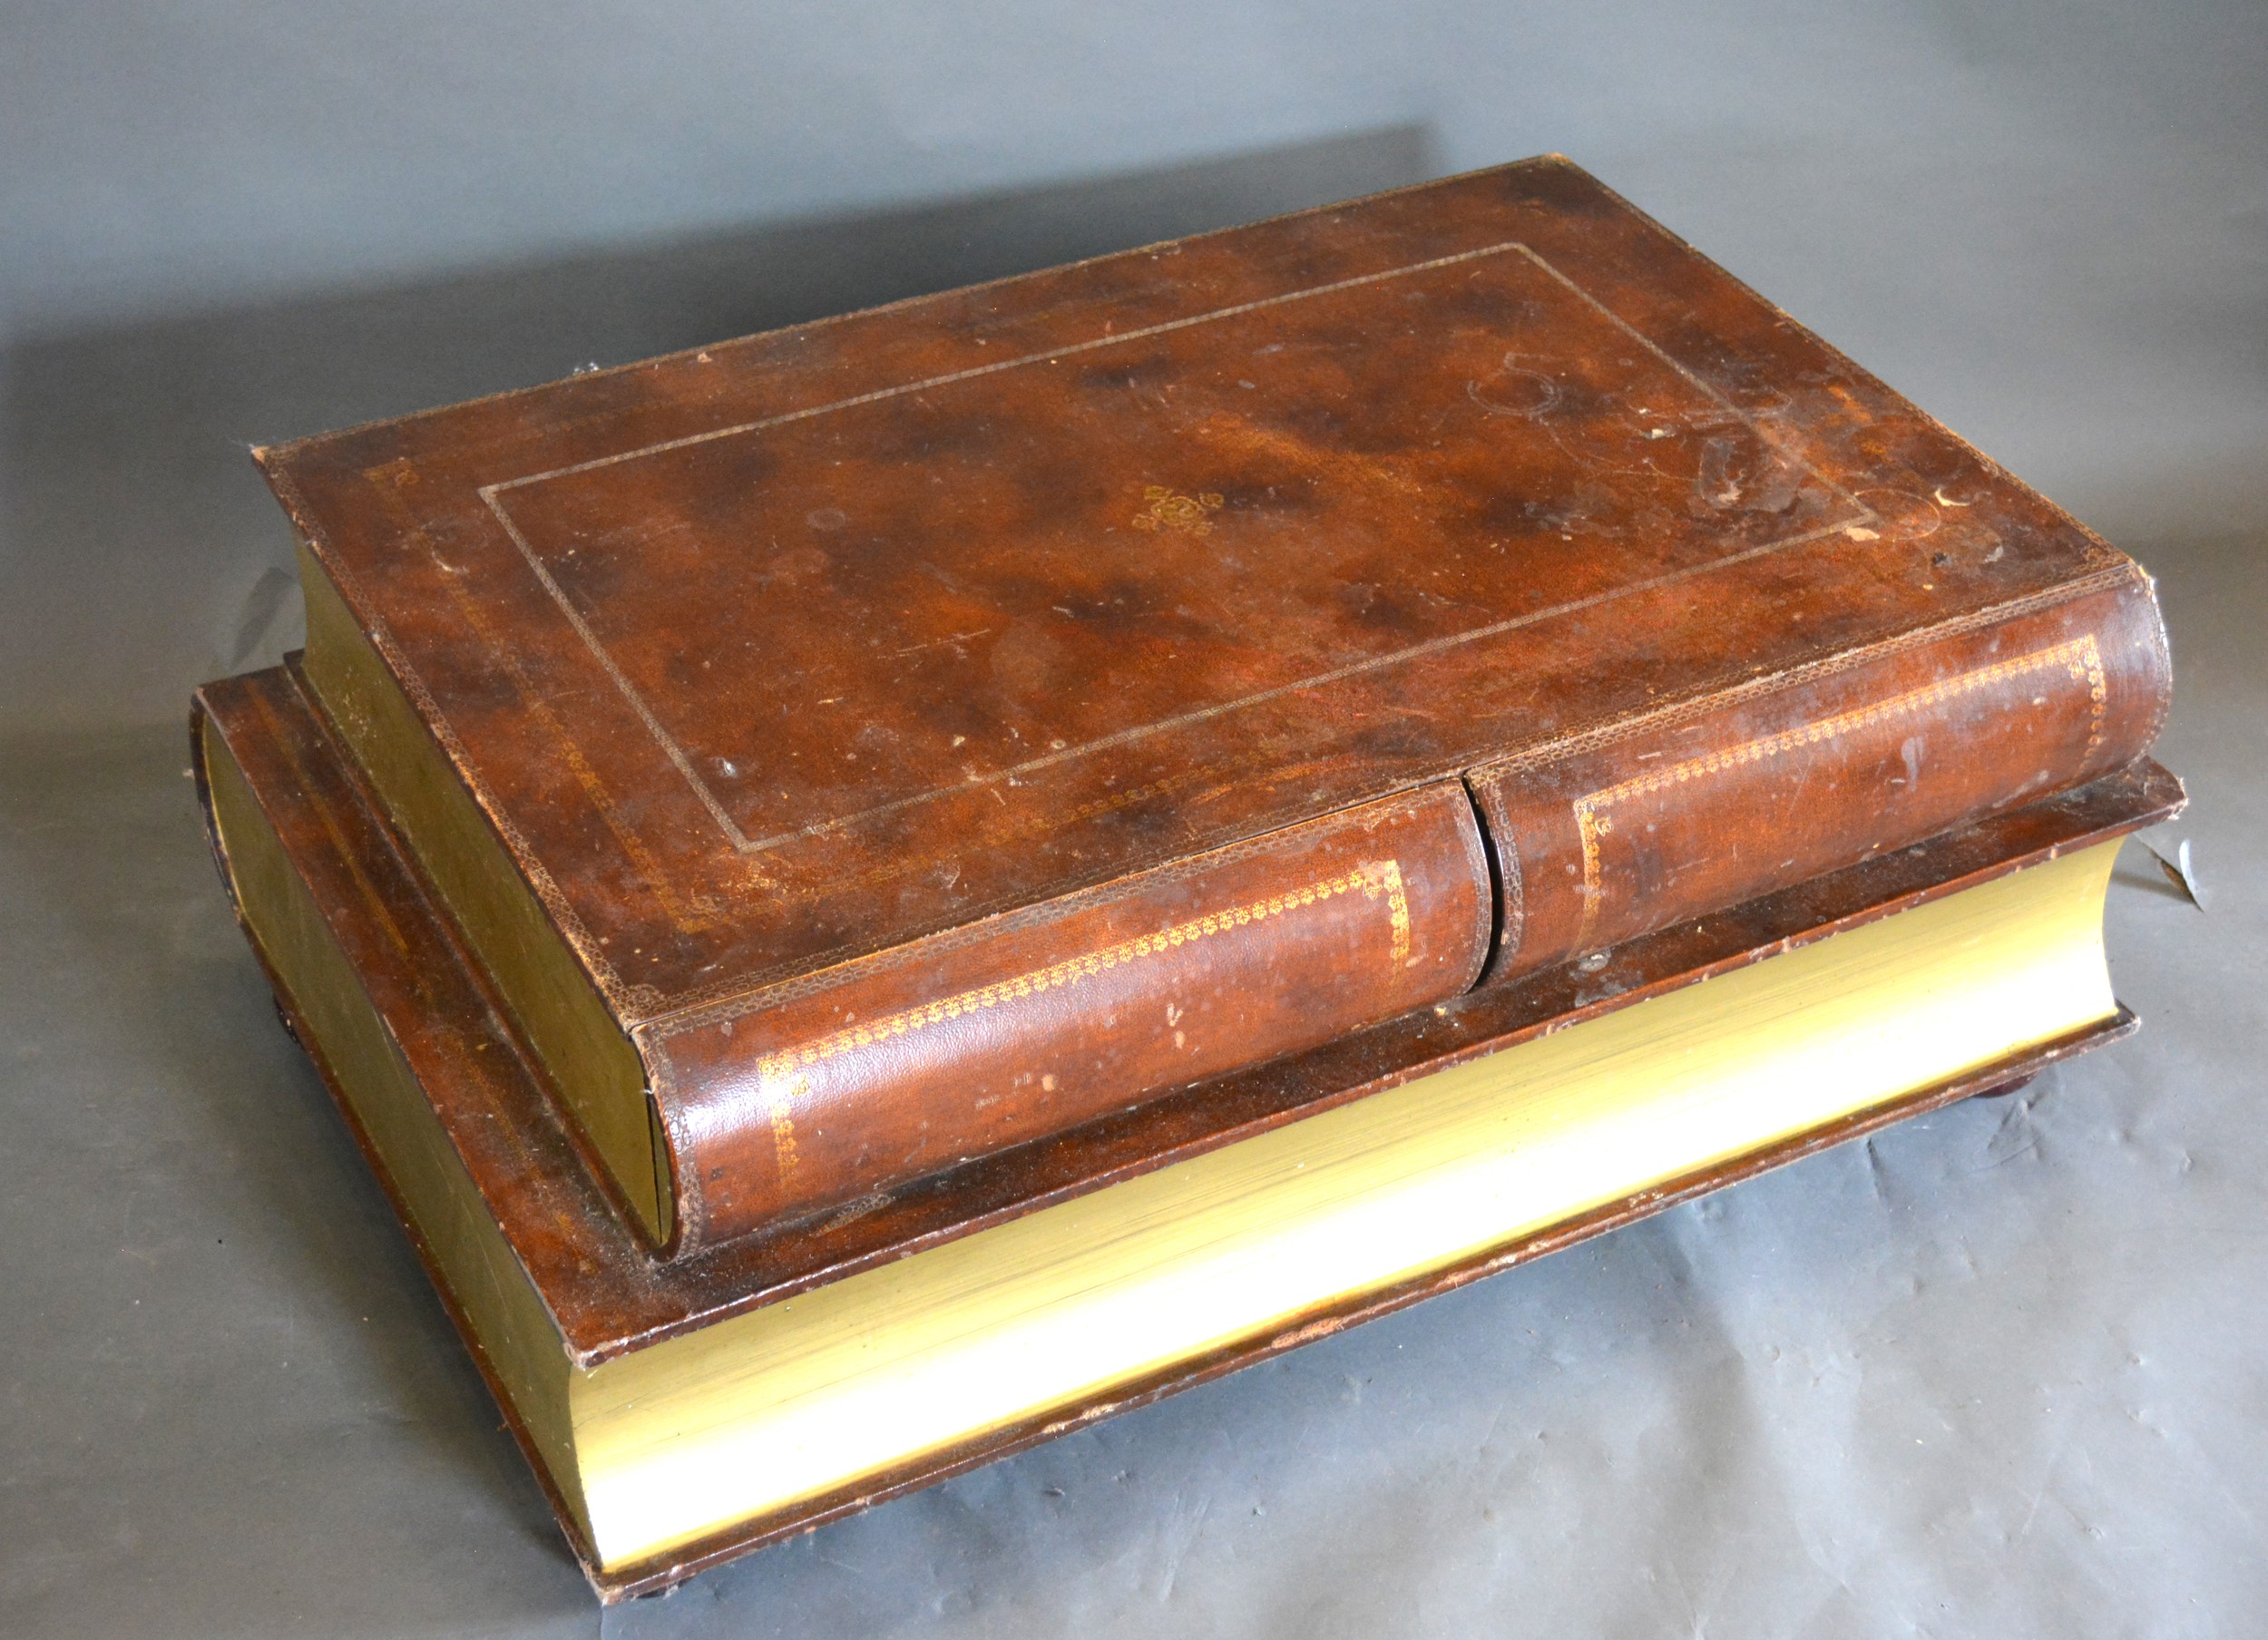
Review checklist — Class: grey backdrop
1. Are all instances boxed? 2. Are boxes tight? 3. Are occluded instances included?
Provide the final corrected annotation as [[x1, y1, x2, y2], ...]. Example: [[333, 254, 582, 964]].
[[1, 4, 2263, 1635]]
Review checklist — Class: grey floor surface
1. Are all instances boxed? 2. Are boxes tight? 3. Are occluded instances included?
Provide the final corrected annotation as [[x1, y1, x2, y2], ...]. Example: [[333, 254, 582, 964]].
[[0, 528, 2262, 1637]]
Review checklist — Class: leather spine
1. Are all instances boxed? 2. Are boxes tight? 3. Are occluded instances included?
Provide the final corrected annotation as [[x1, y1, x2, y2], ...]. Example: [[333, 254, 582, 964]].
[[643, 781, 1494, 1252], [1465, 566, 2171, 981]]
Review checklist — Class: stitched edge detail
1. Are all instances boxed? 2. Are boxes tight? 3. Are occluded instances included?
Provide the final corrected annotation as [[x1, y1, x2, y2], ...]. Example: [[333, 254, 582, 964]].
[[756, 859, 1409, 1184], [1570, 634, 2106, 948], [1474, 568, 2135, 783], [651, 785, 1460, 1034]]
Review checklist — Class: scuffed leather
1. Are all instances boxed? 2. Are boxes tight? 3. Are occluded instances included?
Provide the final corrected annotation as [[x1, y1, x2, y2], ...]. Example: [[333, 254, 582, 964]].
[[250, 156, 2175, 1252]]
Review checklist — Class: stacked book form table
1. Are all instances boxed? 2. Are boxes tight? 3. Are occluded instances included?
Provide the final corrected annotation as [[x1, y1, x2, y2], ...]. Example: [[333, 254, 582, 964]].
[[195, 157, 2181, 1598]]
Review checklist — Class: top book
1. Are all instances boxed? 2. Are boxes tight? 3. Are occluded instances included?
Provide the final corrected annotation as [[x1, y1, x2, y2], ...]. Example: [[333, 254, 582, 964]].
[[255, 157, 2170, 1254]]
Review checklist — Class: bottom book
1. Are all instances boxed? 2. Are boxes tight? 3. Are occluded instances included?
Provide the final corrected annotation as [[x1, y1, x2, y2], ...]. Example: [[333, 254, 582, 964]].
[[193, 664, 2182, 1601]]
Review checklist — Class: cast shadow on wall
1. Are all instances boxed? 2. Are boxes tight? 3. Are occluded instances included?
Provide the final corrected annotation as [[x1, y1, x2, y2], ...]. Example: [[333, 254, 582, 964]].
[[0, 124, 1439, 737]]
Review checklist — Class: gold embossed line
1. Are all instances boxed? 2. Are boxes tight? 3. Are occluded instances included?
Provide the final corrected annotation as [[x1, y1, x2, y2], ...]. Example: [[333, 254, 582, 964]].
[[363, 459, 721, 935], [1570, 634, 2107, 946], [756, 858, 1409, 1180], [484, 239, 1877, 863]]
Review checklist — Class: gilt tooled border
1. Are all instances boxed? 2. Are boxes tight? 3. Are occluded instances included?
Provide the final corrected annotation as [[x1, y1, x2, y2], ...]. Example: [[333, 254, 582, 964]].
[[752, 859, 1412, 1188], [298, 220, 2140, 1026], [1471, 564, 2140, 786], [267, 461, 656, 1016], [643, 783, 1463, 1035], [1569, 633, 2108, 946], [363, 461, 721, 933], [474, 239, 1875, 859]]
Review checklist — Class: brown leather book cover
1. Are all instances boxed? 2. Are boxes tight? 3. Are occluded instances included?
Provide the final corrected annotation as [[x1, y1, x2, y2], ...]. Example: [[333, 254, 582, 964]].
[[250, 156, 2172, 1252], [192, 663, 2182, 1600]]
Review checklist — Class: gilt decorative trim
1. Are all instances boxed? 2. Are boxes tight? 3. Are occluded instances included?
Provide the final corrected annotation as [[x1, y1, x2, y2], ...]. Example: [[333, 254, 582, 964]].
[[1570, 635, 2107, 947], [1130, 486, 1226, 534], [756, 859, 1410, 1182]]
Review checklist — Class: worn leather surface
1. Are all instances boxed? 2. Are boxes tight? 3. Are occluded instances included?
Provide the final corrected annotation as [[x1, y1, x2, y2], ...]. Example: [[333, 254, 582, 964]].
[[257, 156, 2167, 1018], [254, 156, 2172, 1246], [193, 665, 2183, 1356], [649, 781, 1490, 1240], [190, 663, 2182, 1598], [1468, 571, 2169, 980]]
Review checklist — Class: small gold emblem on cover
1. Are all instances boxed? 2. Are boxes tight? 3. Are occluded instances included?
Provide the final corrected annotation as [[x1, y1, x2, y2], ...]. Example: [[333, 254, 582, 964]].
[[1131, 485, 1225, 534]]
